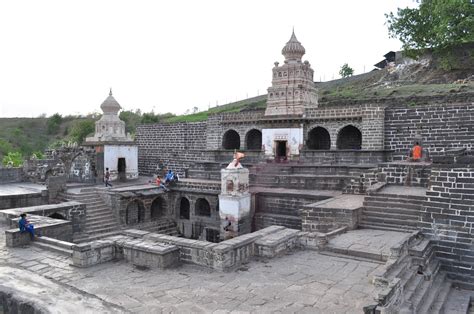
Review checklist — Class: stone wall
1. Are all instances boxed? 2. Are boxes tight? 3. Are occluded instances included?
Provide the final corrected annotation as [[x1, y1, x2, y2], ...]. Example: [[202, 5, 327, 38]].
[[5, 216, 73, 247], [0, 168, 22, 183], [136, 122, 207, 175], [378, 162, 431, 187], [385, 102, 474, 159], [253, 192, 330, 230], [301, 204, 359, 233], [0, 190, 48, 210], [306, 103, 386, 150], [104, 187, 219, 240], [421, 165, 474, 282], [0, 201, 86, 234], [73, 225, 297, 271]]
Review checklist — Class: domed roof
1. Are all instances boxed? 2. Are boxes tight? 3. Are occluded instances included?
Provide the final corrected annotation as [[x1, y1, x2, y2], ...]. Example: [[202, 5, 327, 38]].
[[281, 30, 305, 61], [100, 88, 121, 115]]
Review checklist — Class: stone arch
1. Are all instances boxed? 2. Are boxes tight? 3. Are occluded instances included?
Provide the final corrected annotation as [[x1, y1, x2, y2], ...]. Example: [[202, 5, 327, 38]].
[[336, 125, 362, 150], [307, 127, 331, 150], [150, 197, 166, 220], [195, 198, 211, 217], [222, 129, 240, 150], [49, 212, 66, 220], [126, 199, 145, 224], [245, 129, 262, 150], [179, 197, 190, 220]]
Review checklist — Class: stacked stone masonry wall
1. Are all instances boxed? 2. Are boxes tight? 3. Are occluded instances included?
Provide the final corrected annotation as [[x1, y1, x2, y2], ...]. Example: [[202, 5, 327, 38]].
[[136, 122, 207, 175], [422, 166, 474, 281], [0, 168, 22, 183], [385, 102, 474, 159]]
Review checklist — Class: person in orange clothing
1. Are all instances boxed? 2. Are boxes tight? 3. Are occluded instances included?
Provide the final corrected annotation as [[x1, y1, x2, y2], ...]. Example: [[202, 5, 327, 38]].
[[408, 142, 423, 161]]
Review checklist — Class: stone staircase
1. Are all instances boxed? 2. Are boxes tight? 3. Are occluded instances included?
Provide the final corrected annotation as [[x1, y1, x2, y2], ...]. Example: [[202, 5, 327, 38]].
[[139, 218, 180, 236], [31, 236, 74, 257], [250, 163, 373, 191], [374, 235, 456, 313], [60, 188, 121, 243], [360, 193, 425, 232]]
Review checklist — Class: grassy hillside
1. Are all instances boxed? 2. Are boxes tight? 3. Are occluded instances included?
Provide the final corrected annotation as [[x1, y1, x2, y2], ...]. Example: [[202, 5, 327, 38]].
[[0, 116, 95, 160], [164, 95, 267, 123]]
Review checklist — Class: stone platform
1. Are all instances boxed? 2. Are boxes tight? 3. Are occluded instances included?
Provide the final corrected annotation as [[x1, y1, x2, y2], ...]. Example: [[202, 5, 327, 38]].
[[325, 229, 413, 262]]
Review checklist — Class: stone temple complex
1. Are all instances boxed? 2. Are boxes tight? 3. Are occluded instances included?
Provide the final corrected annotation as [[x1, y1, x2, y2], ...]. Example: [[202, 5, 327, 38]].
[[0, 31, 474, 313]]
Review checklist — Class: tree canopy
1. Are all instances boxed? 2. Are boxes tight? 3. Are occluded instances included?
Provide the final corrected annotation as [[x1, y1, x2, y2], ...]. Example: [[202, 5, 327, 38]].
[[386, 0, 474, 67], [339, 63, 354, 78]]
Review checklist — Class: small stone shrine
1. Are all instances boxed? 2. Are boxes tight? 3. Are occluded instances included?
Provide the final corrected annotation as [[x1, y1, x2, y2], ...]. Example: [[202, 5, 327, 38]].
[[218, 153, 251, 240]]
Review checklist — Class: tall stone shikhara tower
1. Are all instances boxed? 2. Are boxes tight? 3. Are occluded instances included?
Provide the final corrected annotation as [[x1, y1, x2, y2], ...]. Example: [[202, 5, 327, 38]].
[[265, 31, 318, 116]]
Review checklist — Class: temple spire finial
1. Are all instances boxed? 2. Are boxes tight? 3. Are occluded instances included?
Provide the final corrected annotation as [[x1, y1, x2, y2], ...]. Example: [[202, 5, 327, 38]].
[[109, 88, 113, 96]]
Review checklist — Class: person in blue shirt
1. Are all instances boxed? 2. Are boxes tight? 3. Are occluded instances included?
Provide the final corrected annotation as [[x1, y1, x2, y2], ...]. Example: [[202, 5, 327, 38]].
[[164, 170, 175, 184], [19, 213, 35, 240]]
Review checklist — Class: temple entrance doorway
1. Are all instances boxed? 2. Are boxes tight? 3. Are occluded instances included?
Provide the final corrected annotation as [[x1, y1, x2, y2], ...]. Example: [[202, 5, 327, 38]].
[[117, 158, 126, 181], [275, 140, 287, 161]]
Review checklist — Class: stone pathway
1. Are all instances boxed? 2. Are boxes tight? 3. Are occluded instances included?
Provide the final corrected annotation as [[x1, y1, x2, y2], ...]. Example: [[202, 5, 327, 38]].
[[0, 223, 385, 313]]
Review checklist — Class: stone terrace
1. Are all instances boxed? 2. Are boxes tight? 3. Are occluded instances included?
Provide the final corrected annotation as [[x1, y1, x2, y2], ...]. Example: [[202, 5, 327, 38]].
[[0, 221, 384, 313]]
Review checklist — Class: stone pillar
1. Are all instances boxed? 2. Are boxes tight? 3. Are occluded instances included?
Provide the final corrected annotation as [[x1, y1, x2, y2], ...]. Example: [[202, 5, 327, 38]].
[[219, 166, 251, 241]]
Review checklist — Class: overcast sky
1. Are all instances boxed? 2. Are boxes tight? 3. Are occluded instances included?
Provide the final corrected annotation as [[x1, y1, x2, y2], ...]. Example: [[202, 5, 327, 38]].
[[0, 0, 417, 118]]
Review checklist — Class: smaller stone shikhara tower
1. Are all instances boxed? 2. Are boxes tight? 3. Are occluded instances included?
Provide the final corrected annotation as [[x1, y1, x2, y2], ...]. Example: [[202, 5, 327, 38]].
[[265, 30, 318, 116], [85, 89, 138, 182]]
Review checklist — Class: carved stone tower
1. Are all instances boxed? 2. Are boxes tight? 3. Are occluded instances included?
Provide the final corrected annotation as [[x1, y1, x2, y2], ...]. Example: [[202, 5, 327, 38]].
[[87, 89, 133, 143], [264, 31, 318, 116]]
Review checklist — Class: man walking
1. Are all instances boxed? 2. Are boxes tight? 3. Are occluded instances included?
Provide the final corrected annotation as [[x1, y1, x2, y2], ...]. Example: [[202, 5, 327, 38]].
[[105, 168, 112, 187]]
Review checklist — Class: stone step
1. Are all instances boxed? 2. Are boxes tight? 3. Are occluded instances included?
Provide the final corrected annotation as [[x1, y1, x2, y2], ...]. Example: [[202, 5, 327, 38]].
[[363, 204, 421, 215], [86, 211, 112, 219], [360, 216, 419, 228], [371, 193, 426, 202], [86, 203, 109, 208], [429, 280, 452, 313], [362, 209, 420, 222], [78, 230, 122, 242], [318, 250, 385, 264], [85, 220, 118, 229], [441, 288, 472, 314], [400, 258, 439, 302], [363, 200, 423, 211], [85, 226, 119, 235], [31, 241, 73, 257], [406, 269, 444, 313], [418, 273, 449, 314], [408, 238, 432, 258], [384, 255, 413, 281], [36, 236, 75, 250], [358, 223, 418, 233], [324, 244, 389, 262]]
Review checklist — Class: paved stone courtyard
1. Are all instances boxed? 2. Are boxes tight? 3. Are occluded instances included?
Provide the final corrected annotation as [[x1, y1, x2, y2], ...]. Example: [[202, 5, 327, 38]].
[[0, 223, 385, 313]]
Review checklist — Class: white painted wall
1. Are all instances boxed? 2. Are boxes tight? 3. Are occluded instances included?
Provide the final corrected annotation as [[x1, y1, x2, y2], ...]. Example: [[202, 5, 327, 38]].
[[104, 145, 138, 180], [262, 128, 304, 157]]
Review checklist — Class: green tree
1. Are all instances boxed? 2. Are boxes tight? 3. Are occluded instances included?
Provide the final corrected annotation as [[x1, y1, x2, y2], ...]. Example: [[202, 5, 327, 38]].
[[2, 152, 23, 167], [120, 109, 142, 134], [386, 0, 474, 68], [339, 63, 354, 78], [46, 113, 63, 134], [68, 119, 95, 144]]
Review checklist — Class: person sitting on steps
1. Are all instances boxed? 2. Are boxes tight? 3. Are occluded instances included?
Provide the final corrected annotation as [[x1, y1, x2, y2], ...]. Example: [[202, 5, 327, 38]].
[[407, 142, 423, 162], [164, 169, 178, 185], [156, 175, 169, 192], [19, 213, 35, 240]]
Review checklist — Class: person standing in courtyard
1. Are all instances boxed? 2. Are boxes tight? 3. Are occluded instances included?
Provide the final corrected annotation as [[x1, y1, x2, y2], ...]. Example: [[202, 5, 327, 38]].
[[104, 168, 112, 187]]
